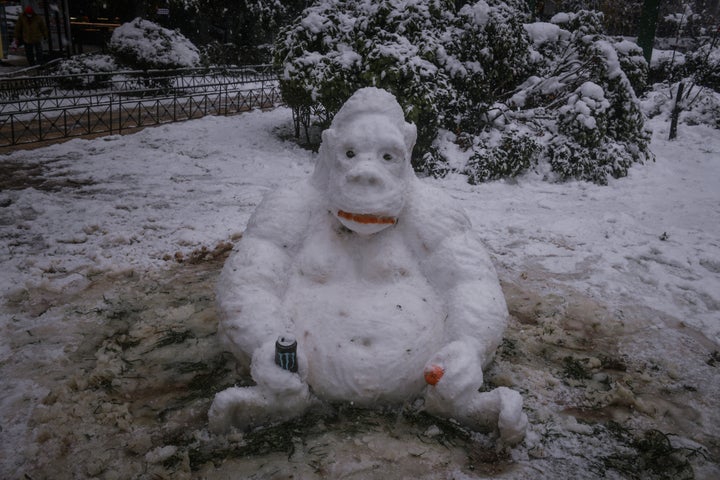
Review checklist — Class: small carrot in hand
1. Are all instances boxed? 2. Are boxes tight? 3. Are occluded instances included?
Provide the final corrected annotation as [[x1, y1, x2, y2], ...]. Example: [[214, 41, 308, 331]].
[[424, 364, 444, 385]]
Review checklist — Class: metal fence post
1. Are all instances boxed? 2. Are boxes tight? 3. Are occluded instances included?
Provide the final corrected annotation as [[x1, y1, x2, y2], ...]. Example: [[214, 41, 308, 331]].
[[37, 98, 43, 142], [261, 79, 266, 109]]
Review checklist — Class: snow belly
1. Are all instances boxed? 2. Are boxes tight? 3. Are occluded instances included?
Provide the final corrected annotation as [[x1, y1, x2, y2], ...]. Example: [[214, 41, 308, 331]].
[[286, 279, 445, 404]]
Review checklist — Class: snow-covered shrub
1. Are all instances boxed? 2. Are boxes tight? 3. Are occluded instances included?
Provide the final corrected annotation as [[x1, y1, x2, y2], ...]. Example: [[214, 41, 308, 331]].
[[681, 89, 720, 127], [547, 77, 643, 184], [416, 145, 451, 178], [687, 43, 720, 93], [613, 39, 648, 94], [54, 54, 118, 88], [167, 0, 305, 65], [277, 1, 651, 184], [648, 49, 686, 85], [464, 131, 542, 184], [521, 10, 652, 183], [276, 0, 456, 160], [443, 1, 533, 133], [642, 82, 720, 129], [109, 18, 200, 70], [556, 82, 610, 148], [551, 9, 605, 36], [547, 139, 635, 185], [276, 0, 532, 165]]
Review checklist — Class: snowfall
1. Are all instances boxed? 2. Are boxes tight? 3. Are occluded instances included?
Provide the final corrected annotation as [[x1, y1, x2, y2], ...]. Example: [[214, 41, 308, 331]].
[[1, 105, 719, 479]]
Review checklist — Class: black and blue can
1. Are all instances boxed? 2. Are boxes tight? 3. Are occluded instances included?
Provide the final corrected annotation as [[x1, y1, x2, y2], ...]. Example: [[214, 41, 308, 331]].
[[275, 335, 298, 372]]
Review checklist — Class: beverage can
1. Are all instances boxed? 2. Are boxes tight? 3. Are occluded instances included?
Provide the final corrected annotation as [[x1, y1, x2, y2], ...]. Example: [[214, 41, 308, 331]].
[[275, 335, 298, 372]]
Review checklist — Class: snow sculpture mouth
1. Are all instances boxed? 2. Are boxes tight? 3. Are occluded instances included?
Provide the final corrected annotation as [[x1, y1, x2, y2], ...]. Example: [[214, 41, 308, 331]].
[[335, 209, 398, 235], [337, 210, 398, 225]]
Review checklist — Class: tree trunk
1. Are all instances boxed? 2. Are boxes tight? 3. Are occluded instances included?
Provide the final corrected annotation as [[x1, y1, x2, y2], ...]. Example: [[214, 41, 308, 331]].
[[527, 0, 537, 17], [638, 0, 662, 66], [669, 81, 685, 140]]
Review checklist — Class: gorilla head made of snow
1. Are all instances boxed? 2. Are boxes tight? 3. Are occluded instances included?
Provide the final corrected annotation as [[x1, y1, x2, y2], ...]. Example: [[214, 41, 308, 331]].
[[209, 87, 527, 444]]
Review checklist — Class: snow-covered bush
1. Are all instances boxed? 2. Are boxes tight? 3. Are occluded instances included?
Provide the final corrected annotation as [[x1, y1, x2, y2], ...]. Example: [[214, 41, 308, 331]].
[[556, 82, 610, 148], [551, 8, 604, 35], [613, 39, 648, 94], [277, 1, 651, 184], [109, 18, 200, 70], [54, 54, 118, 88], [648, 48, 686, 86], [276, 0, 455, 159], [547, 139, 637, 185], [642, 82, 720, 129], [687, 43, 720, 93], [276, 0, 531, 165], [680, 88, 720, 127], [464, 130, 543, 184], [515, 10, 652, 183], [442, 1, 533, 134]]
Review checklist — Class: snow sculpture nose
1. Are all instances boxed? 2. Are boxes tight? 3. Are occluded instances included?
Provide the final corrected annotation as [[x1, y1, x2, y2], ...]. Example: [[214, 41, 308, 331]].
[[346, 161, 385, 188]]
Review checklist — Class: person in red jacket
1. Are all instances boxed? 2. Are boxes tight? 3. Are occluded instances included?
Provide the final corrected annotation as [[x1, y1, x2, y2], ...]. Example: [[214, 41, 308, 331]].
[[12, 6, 49, 66]]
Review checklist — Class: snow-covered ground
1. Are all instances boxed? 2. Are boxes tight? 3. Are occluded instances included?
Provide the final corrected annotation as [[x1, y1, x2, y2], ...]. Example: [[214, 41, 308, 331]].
[[1, 107, 718, 478]]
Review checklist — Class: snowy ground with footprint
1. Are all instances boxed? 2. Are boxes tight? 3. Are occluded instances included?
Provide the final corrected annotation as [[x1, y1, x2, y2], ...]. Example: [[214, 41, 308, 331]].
[[1, 107, 719, 479]]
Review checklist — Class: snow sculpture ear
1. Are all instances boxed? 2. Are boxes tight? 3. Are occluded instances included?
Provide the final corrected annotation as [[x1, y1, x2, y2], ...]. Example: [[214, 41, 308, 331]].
[[312, 128, 337, 189], [402, 123, 417, 155], [321, 128, 337, 148]]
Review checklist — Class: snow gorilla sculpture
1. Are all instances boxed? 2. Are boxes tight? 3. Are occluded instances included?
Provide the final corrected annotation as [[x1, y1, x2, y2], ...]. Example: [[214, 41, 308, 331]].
[[209, 87, 527, 443]]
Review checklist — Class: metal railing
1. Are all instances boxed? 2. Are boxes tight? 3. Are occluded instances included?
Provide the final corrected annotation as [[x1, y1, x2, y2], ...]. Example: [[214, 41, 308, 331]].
[[0, 65, 282, 147]]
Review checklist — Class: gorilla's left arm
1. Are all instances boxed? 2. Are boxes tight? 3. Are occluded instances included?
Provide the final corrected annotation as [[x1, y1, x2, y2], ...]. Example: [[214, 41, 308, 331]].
[[408, 183, 508, 398]]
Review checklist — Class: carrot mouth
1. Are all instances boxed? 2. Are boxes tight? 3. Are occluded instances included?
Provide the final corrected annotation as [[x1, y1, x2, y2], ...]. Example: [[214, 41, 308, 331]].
[[337, 210, 397, 225]]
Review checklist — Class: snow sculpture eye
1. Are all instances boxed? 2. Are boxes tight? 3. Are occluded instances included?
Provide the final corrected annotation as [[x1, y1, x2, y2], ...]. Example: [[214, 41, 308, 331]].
[[346, 150, 355, 159], [383, 153, 393, 162]]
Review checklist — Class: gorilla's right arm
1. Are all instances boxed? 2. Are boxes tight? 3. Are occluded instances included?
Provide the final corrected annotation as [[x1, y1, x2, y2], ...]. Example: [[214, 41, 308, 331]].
[[215, 182, 315, 365]]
